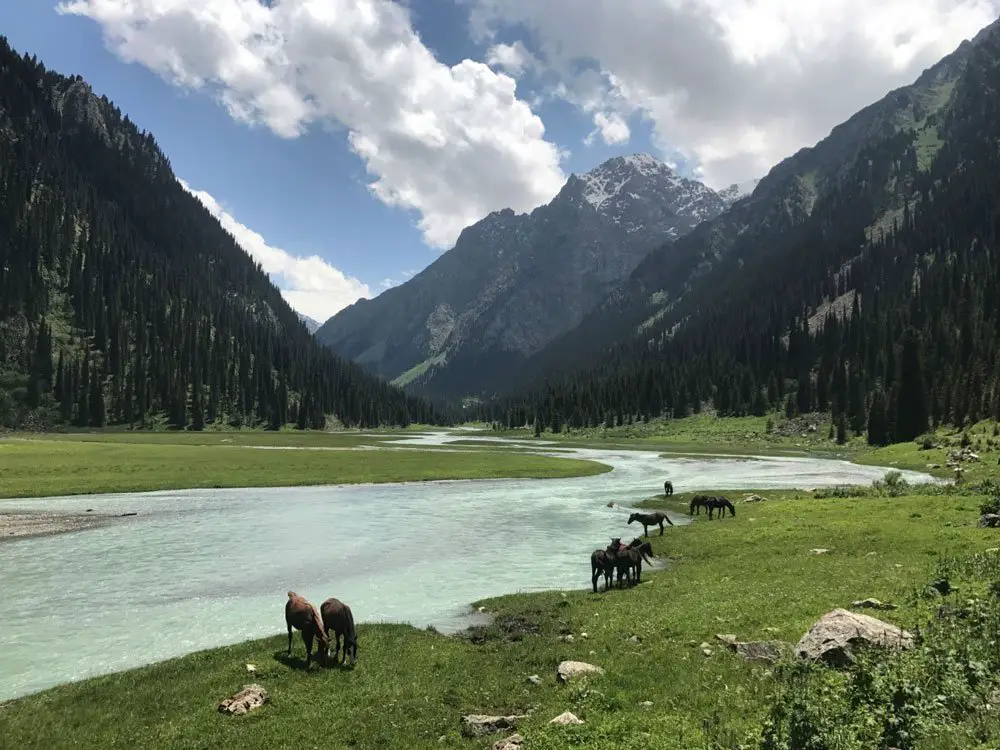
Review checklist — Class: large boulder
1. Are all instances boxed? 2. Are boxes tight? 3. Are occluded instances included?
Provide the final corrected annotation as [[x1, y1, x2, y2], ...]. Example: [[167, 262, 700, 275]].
[[218, 684, 268, 716], [796, 608, 915, 667], [461, 714, 527, 738], [556, 660, 604, 683]]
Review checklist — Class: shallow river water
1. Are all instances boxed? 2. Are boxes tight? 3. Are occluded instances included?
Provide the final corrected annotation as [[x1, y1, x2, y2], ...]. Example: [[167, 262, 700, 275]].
[[0, 432, 934, 700]]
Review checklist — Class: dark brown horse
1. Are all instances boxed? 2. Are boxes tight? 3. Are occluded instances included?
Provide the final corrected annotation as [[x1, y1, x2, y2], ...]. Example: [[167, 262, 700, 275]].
[[591, 537, 623, 592], [664, 480, 674, 496], [689, 495, 710, 515], [628, 510, 674, 537], [285, 591, 329, 667], [705, 496, 736, 519], [623, 538, 655, 584], [320, 597, 358, 666]]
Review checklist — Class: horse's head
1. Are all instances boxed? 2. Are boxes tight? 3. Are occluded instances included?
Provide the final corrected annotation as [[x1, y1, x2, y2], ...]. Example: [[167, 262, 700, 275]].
[[628, 537, 643, 548], [627, 513, 638, 524]]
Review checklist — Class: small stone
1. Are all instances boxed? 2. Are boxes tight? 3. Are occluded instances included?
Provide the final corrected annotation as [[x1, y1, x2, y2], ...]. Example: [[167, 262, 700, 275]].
[[218, 684, 268, 716], [641, 700, 654, 708], [715, 634, 738, 646], [979, 514, 1000, 528], [865, 552, 878, 557], [731, 640, 795, 664], [556, 661, 604, 683], [986, 548, 999, 554], [549, 711, 584, 725], [245, 663, 257, 674], [580, 632, 588, 639], [810, 548, 831, 555], [492, 733, 524, 750], [628, 635, 641, 644], [478, 606, 487, 613], [527, 675, 541, 685], [559, 634, 575, 643], [702, 648, 713, 656], [699, 641, 711, 649]]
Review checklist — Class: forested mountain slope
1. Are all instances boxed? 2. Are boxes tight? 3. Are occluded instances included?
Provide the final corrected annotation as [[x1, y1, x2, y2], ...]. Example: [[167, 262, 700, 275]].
[[0, 38, 440, 430], [316, 154, 733, 398], [480, 17, 1000, 443]]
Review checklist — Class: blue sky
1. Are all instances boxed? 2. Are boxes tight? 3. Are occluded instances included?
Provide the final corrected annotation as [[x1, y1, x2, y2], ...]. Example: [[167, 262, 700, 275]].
[[2, 0, 996, 324]]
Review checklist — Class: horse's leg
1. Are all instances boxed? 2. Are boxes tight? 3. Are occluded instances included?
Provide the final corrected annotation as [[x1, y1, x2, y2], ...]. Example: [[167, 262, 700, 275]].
[[287, 624, 293, 656], [659, 520, 664, 536], [304, 630, 314, 667], [643, 523, 649, 538], [335, 631, 342, 664], [592, 565, 600, 594]]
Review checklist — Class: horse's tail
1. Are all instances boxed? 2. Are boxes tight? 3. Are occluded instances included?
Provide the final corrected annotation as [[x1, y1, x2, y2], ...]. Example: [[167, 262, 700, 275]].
[[345, 605, 357, 647]]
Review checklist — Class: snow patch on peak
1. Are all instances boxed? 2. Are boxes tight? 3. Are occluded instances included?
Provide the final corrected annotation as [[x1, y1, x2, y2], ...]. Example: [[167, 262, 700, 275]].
[[622, 152, 666, 176], [719, 178, 761, 204], [579, 153, 679, 210]]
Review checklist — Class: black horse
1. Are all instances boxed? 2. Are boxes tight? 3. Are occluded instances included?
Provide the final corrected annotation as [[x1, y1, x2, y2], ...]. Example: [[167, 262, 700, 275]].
[[663, 480, 674, 496], [591, 537, 623, 592], [625, 537, 655, 584], [705, 496, 736, 519], [628, 511, 674, 537], [689, 494, 710, 515]]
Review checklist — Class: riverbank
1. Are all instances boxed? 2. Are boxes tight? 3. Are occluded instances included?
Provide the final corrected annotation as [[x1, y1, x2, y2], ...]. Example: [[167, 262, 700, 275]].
[[0, 434, 611, 499], [4, 475, 998, 748], [0, 510, 117, 541]]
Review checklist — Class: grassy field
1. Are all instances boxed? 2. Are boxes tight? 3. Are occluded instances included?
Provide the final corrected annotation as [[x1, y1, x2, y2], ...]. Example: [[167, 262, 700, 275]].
[[0, 436, 610, 499], [4, 417, 1000, 748], [4, 440, 1000, 747]]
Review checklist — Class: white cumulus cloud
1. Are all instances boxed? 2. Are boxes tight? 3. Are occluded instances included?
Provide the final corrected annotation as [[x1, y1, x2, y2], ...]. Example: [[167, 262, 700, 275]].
[[585, 111, 631, 146], [485, 41, 536, 76], [179, 179, 370, 324], [59, 0, 567, 249], [467, 0, 1000, 187]]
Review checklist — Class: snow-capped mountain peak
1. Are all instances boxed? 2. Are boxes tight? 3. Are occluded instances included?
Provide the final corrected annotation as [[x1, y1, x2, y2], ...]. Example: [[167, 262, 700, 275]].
[[718, 178, 761, 205], [569, 153, 727, 238]]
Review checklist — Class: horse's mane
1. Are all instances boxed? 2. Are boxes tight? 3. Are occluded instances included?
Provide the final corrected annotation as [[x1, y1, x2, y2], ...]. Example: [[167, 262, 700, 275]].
[[310, 605, 329, 649]]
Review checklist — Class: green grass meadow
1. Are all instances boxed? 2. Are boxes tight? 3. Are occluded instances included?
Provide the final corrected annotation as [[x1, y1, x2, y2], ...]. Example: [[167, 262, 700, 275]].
[[3, 418, 1000, 748]]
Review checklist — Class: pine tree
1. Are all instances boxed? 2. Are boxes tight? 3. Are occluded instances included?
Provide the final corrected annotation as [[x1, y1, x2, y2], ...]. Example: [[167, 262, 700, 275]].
[[866, 388, 889, 446], [894, 328, 929, 441]]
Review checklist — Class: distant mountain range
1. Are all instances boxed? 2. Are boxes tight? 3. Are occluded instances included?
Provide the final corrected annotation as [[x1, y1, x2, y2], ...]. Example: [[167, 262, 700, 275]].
[[316, 153, 746, 396]]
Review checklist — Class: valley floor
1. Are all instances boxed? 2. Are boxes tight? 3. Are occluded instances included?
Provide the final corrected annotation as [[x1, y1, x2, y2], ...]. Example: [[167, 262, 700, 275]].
[[0, 429, 609, 501], [3, 417, 1000, 749]]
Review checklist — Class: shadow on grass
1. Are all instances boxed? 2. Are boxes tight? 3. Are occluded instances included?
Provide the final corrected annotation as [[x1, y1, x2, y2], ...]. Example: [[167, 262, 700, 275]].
[[272, 650, 357, 672]]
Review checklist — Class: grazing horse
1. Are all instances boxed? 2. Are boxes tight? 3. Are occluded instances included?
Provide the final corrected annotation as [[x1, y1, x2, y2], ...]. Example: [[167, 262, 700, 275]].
[[285, 591, 329, 667], [705, 496, 736, 519], [320, 597, 358, 666], [625, 538, 655, 583], [628, 510, 674, 537], [689, 495, 711, 515], [663, 480, 674, 496], [591, 537, 624, 592]]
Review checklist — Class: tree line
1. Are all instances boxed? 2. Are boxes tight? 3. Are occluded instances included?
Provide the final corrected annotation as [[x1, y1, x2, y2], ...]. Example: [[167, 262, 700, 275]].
[[0, 38, 445, 431]]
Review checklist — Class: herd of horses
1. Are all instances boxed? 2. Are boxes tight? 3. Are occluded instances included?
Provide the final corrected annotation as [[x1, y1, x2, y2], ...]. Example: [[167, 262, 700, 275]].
[[284, 592, 358, 668], [590, 481, 737, 593]]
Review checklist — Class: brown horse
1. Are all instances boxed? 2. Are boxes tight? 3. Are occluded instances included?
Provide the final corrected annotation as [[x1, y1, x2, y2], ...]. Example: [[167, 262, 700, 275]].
[[320, 597, 358, 666], [285, 591, 329, 667], [619, 538, 655, 585]]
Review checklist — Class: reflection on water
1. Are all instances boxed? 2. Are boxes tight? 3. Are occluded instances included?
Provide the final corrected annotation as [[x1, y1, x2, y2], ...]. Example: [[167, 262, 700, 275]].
[[0, 433, 934, 700]]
